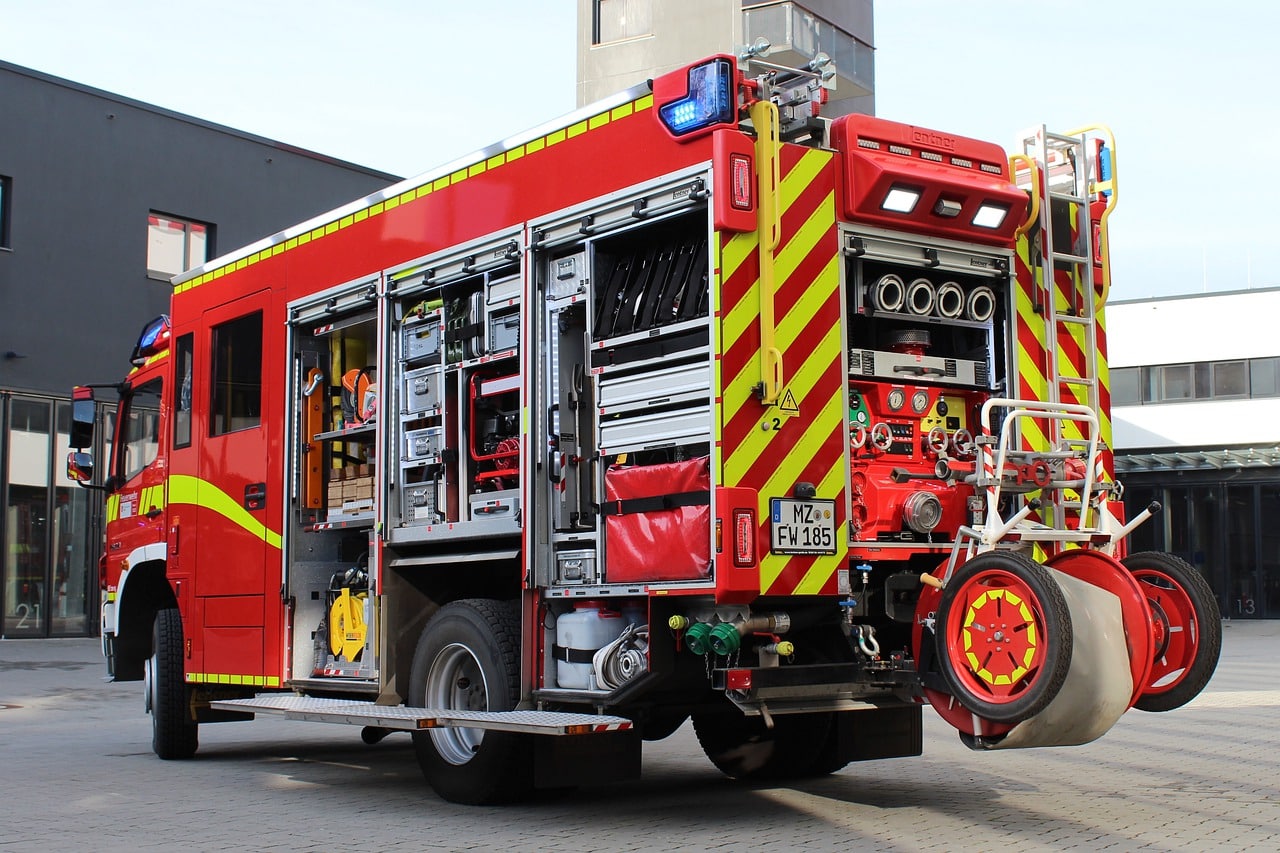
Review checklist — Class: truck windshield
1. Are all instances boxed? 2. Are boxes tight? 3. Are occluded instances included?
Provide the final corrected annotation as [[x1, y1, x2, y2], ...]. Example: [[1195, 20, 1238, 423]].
[[117, 378, 163, 482]]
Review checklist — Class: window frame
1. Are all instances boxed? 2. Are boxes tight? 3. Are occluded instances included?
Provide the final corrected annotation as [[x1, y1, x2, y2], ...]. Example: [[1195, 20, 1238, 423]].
[[0, 174, 12, 250], [173, 333, 194, 448], [592, 0, 653, 45], [147, 211, 213, 280]]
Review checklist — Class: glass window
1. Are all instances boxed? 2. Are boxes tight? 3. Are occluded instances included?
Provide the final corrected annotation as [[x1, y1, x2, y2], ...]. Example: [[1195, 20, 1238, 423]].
[[211, 312, 263, 435], [1141, 366, 1159, 403], [0, 174, 11, 249], [5, 398, 52, 637], [1251, 357, 1280, 398], [147, 212, 212, 279], [1194, 363, 1211, 399], [174, 334, 193, 448], [1161, 364, 1192, 401], [119, 379, 163, 482], [1111, 367, 1141, 405], [1213, 361, 1248, 398], [594, 0, 651, 44]]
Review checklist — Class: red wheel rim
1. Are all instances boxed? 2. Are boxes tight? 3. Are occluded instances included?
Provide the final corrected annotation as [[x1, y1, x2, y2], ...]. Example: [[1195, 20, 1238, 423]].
[[1046, 550, 1154, 708], [943, 568, 1049, 706], [1133, 568, 1202, 694], [912, 565, 1013, 738]]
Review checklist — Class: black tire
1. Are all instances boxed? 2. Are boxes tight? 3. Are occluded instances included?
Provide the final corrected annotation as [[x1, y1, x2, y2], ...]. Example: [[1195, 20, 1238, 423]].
[[934, 551, 1073, 724], [408, 599, 531, 804], [148, 608, 198, 760], [1123, 551, 1222, 712], [692, 710, 834, 781]]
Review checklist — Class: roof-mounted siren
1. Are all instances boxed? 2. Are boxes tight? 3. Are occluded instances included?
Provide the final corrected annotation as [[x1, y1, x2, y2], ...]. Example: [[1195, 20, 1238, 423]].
[[130, 315, 172, 366], [830, 114, 1028, 246], [653, 55, 739, 141]]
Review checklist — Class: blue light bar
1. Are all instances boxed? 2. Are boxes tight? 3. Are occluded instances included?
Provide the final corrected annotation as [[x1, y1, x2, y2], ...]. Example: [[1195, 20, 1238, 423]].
[[658, 59, 735, 137], [130, 315, 171, 365]]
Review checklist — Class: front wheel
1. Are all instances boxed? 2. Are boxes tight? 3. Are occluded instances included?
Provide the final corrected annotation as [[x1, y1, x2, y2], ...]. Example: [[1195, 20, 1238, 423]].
[[146, 608, 197, 759], [408, 599, 531, 804], [1123, 552, 1221, 712]]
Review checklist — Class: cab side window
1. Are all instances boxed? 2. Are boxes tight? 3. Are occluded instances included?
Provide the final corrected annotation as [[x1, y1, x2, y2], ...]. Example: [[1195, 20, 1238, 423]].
[[121, 379, 163, 481], [210, 312, 263, 435]]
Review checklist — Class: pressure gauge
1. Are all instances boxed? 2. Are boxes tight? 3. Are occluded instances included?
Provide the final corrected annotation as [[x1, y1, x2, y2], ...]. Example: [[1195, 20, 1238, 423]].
[[887, 388, 906, 411], [911, 390, 930, 414]]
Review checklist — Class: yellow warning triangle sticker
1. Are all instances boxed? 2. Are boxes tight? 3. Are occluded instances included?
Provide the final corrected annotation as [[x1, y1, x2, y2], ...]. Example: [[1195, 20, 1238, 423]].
[[778, 387, 800, 416]]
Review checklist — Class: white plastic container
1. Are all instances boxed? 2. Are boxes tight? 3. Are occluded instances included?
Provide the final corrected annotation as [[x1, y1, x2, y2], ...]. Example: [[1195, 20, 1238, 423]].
[[555, 602, 627, 689]]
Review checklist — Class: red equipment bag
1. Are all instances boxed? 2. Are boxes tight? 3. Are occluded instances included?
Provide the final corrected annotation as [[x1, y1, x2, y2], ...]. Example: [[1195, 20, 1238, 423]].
[[603, 457, 711, 583]]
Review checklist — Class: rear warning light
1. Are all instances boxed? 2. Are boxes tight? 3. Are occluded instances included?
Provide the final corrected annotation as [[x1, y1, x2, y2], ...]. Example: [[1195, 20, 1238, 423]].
[[730, 153, 753, 210], [657, 57, 736, 138], [733, 508, 756, 567]]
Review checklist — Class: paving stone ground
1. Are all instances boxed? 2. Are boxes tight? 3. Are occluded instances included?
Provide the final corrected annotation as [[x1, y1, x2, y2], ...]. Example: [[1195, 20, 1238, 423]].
[[1, 621, 1277, 851]]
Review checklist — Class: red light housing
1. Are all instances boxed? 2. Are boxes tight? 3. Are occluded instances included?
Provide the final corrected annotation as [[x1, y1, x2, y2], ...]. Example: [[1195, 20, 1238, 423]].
[[730, 153, 753, 210], [830, 114, 1028, 246], [726, 668, 753, 691], [733, 507, 756, 568]]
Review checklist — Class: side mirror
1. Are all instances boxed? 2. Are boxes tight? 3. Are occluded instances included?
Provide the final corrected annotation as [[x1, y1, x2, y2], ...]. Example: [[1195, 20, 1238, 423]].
[[67, 451, 95, 484], [70, 386, 96, 449]]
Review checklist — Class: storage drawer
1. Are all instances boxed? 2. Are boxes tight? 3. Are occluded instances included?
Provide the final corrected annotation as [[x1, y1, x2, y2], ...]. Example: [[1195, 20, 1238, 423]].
[[598, 361, 709, 415], [404, 427, 444, 463], [598, 405, 711, 454], [402, 366, 442, 415], [401, 316, 441, 364], [469, 489, 520, 521], [489, 312, 520, 354], [555, 548, 598, 585], [400, 479, 440, 524]]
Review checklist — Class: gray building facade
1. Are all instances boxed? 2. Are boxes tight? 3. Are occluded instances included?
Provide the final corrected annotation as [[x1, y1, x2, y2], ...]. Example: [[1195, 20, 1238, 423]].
[[577, 0, 875, 115], [0, 61, 398, 637]]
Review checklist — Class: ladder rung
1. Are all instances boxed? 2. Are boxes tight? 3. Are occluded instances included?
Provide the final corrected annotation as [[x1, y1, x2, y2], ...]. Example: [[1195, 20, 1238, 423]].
[[1059, 377, 1098, 387], [1051, 252, 1091, 264], [1056, 314, 1094, 325], [1048, 191, 1086, 205], [1045, 131, 1084, 146]]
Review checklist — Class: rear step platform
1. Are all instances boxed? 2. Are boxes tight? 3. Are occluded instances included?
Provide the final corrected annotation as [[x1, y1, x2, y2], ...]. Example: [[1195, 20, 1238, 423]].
[[210, 695, 633, 736]]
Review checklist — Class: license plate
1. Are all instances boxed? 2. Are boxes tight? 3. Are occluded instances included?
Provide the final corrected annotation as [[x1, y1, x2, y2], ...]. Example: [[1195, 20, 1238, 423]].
[[769, 498, 837, 555]]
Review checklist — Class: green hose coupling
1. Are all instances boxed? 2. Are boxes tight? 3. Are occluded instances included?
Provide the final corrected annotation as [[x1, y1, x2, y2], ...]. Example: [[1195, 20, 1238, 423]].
[[685, 622, 714, 655], [709, 621, 742, 656]]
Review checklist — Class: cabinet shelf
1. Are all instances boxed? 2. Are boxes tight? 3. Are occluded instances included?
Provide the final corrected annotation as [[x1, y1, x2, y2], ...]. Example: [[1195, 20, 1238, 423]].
[[305, 512, 375, 532], [314, 424, 376, 442]]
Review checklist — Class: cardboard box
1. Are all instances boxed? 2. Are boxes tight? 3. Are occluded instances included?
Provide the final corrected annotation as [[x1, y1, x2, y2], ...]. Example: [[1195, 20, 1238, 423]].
[[342, 498, 374, 515]]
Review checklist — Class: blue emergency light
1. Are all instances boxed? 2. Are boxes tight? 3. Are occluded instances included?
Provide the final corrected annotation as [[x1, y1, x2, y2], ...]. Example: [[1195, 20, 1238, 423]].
[[658, 58, 735, 137]]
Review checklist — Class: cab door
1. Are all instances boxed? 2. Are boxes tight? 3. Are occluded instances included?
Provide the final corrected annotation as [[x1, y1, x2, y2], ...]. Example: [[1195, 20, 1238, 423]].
[[190, 291, 277, 680]]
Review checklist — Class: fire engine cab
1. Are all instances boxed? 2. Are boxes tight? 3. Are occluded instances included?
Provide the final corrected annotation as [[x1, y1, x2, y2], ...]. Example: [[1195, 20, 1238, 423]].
[[68, 52, 1220, 804]]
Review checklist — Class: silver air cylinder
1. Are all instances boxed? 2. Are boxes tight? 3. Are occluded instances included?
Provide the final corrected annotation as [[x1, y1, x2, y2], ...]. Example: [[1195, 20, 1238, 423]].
[[906, 278, 936, 316], [966, 285, 996, 323]]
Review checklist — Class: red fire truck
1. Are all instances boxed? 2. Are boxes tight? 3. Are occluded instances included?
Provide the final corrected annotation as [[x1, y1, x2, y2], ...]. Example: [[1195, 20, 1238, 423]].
[[68, 53, 1220, 804]]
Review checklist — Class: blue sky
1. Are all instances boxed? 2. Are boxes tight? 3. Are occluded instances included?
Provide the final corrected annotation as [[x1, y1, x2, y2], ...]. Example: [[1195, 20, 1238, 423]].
[[3, 1, 1275, 300]]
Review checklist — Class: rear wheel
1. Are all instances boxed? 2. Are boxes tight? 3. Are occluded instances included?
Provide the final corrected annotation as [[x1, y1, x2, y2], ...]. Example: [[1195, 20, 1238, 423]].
[[408, 599, 531, 804], [934, 551, 1072, 723], [692, 710, 834, 781], [146, 608, 197, 760], [1123, 552, 1221, 711]]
